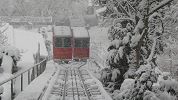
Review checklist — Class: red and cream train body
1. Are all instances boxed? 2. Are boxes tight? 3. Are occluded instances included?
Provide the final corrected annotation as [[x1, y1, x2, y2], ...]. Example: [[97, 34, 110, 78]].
[[53, 26, 90, 62]]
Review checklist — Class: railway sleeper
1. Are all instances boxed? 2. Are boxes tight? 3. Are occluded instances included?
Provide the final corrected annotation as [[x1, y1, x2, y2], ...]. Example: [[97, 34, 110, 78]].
[[91, 95, 105, 100], [51, 92, 63, 96], [53, 86, 63, 89], [89, 91, 101, 95]]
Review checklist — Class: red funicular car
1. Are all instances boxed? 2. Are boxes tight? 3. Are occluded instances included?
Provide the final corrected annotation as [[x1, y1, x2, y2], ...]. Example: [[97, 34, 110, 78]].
[[53, 26, 72, 62], [72, 27, 90, 60]]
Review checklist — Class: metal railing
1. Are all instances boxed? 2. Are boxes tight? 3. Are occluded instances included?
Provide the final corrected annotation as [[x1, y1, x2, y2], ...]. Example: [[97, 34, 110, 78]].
[[0, 58, 47, 100]]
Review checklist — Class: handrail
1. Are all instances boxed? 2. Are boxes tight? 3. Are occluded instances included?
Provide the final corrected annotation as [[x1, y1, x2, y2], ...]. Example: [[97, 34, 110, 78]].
[[0, 58, 47, 100], [0, 58, 46, 86]]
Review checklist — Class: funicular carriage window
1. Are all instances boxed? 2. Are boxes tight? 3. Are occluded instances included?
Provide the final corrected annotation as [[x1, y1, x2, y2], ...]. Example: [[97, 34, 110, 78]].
[[55, 37, 71, 47], [55, 37, 62, 47], [75, 39, 82, 47], [75, 39, 89, 48], [82, 39, 89, 47], [63, 38, 71, 47]]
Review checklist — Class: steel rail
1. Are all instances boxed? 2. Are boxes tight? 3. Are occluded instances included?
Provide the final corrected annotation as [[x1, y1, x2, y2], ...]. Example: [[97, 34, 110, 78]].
[[71, 69, 75, 100], [62, 69, 67, 100], [78, 69, 91, 100], [74, 69, 80, 100]]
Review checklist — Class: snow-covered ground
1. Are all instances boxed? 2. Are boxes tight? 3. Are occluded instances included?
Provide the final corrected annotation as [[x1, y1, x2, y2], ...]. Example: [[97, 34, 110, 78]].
[[0, 73, 13, 100], [4, 25, 48, 68], [14, 28, 48, 66], [88, 26, 109, 68], [14, 60, 57, 100]]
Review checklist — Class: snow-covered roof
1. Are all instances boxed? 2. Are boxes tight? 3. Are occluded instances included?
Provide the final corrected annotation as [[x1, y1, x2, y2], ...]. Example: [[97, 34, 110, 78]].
[[84, 15, 98, 26], [53, 26, 72, 37], [96, 7, 107, 15], [72, 27, 89, 38], [88, 0, 93, 6], [69, 16, 86, 27]]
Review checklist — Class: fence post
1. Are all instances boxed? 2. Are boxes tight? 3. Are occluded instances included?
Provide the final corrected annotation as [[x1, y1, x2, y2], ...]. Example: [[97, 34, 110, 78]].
[[37, 65, 39, 76], [21, 74, 23, 91], [31, 67, 35, 81], [39, 64, 42, 74], [28, 70, 30, 84], [11, 80, 14, 100]]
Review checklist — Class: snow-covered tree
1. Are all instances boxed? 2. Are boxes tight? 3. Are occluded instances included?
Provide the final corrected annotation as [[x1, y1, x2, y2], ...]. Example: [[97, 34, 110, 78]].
[[96, 0, 178, 99]]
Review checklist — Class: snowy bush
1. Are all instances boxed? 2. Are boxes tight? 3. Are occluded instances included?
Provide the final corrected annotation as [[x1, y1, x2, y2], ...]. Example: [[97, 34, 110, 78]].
[[0, 73, 13, 100], [3, 46, 21, 61], [0, 45, 21, 69], [100, 68, 123, 92], [113, 67, 178, 100], [159, 79, 178, 92], [157, 91, 177, 100], [100, 68, 111, 84], [112, 79, 134, 100], [105, 20, 134, 92], [112, 89, 130, 100], [111, 68, 120, 82], [156, 72, 178, 95], [127, 64, 158, 99], [120, 79, 135, 91], [143, 90, 159, 100]]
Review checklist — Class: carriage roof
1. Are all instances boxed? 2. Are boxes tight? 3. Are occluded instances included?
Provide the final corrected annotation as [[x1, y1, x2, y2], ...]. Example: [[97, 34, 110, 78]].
[[53, 26, 72, 37], [72, 27, 89, 38]]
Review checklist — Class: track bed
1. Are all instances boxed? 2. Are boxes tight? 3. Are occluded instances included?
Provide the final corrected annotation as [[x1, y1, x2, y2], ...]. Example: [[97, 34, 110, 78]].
[[43, 63, 112, 100]]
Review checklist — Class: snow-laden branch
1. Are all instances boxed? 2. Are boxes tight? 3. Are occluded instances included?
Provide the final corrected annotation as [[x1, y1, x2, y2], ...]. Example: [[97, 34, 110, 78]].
[[148, 0, 174, 16], [130, 28, 145, 48], [146, 37, 157, 63], [133, 19, 144, 35], [113, 18, 135, 24]]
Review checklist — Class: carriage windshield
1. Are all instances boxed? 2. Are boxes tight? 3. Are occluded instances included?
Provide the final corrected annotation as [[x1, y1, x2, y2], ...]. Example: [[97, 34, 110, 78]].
[[55, 37, 71, 47]]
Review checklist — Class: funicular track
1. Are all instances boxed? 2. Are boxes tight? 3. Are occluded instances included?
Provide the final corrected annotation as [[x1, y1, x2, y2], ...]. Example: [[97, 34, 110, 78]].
[[43, 62, 110, 100]]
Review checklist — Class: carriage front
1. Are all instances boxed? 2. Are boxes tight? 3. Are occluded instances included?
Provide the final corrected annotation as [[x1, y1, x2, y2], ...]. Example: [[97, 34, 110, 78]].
[[53, 26, 73, 63]]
